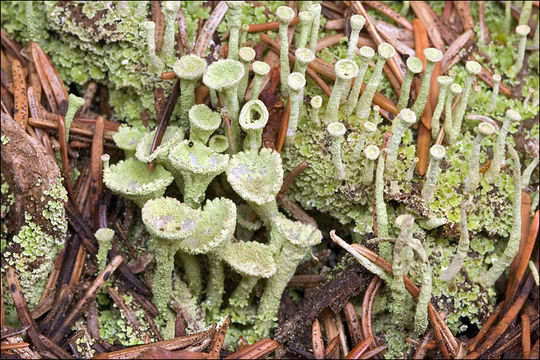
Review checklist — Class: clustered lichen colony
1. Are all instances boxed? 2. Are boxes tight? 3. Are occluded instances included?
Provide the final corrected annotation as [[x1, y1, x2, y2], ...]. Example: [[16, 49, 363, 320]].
[[1, 1, 539, 357]]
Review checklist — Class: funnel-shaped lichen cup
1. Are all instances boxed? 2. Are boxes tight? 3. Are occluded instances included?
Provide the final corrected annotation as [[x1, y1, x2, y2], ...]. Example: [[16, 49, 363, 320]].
[[239, 100, 269, 151], [102, 155, 173, 208], [255, 217, 322, 337], [203, 59, 245, 150], [141, 197, 201, 315], [177, 198, 237, 321], [168, 140, 229, 208], [173, 54, 207, 124], [135, 125, 184, 165], [188, 104, 221, 145], [226, 148, 284, 227], [236, 203, 262, 240], [222, 240, 276, 324], [112, 125, 146, 158]]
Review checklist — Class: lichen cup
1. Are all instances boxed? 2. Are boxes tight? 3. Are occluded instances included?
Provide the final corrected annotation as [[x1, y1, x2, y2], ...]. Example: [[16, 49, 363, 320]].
[[173, 54, 207, 124], [203, 59, 245, 150], [222, 240, 276, 324], [239, 100, 269, 151], [167, 140, 229, 208], [226, 147, 284, 227], [255, 217, 322, 337], [176, 197, 237, 321], [102, 155, 173, 208], [135, 125, 184, 165], [112, 125, 146, 158], [141, 197, 201, 315], [188, 104, 221, 145]]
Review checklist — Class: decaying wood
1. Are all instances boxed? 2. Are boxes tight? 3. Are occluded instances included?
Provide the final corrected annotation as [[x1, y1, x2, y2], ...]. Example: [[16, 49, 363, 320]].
[[151, 2, 165, 53], [11, 58, 28, 130]]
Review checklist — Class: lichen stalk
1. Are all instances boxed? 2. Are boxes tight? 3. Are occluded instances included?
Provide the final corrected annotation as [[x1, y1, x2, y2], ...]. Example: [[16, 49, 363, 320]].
[[511, 25, 531, 75], [178, 252, 203, 301], [503, 0, 512, 33], [308, 3, 322, 53], [352, 121, 377, 158], [250, 61, 271, 101], [285, 72, 306, 147], [464, 122, 495, 194], [226, 1, 244, 60], [324, 59, 358, 124], [25, 1, 39, 41], [204, 256, 225, 320], [238, 47, 256, 99], [452, 61, 481, 139], [95, 228, 114, 273], [386, 109, 416, 174], [481, 144, 522, 287], [421, 145, 446, 204], [228, 276, 258, 308], [440, 199, 471, 282], [411, 48, 443, 118], [293, 47, 315, 77], [346, 15, 365, 59], [487, 74, 501, 113], [397, 57, 423, 111], [375, 148, 390, 259], [356, 43, 395, 121], [161, 1, 181, 66], [445, 84, 462, 144], [173, 54, 207, 123], [400, 1, 410, 16], [391, 215, 414, 326], [310, 96, 322, 126], [406, 157, 419, 182], [343, 46, 375, 117], [431, 76, 453, 141], [152, 239, 176, 314], [411, 237, 431, 334], [362, 145, 380, 184], [239, 100, 269, 151], [518, 0, 533, 26], [276, 6, 295, 97], [64, 94, 85, 141], [327, 122, 346, 181], [522, 156, 539, 189], [295, 11, 313, 49], [143, 21, 164, 75], [485, 110, 522, 183]]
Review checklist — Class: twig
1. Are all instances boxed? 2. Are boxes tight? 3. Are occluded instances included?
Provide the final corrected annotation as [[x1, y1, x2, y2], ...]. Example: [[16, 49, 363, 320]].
[[344, 302, 362, 346], [38, 333, 74, 359], [151, 2, 164, 52], [248, 18, 300, 33], [410, 1, 445, 51], [5, 266, 46, 351], [344, 336, 374, 359], [312, 318, 325, 359], [50, 255, 124, 343], [521, 313, 531, 358], [80, 82, 97, 115], [0, 30, 27, 66], [208, 317, 230, 358], [194, 2, 227, 56], [467, 302, 503, 352], [335, 312, 349, 357], [148, 79, 180, 171], [324, 336, 339, 358], [277, 161, 308, 199], [221, 108, 236, 154], [89, 115, 104, 225], [441, 30, 474, 73], [224, 338, 279, 359], [107, 287, 151, 344], [288, 274, 325, 287], [360, 344, 387, 359], [413, 330, 433, 359], [11, 58, 27, 130], [361, 276, 381, 350], [277, 194, 318, 228], [275, 95, 290, 153], [322, 309, 339, 358], [454, 1, 474, 31], [363, 1, 413, 31]]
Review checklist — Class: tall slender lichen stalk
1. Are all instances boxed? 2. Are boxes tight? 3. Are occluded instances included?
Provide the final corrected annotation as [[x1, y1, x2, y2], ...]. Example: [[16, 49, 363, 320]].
[[353, 121, 377, 158], [522, 155, 539, 189], [295, 11, 313, 49], [400, 1, 410, 16], [409, 236, 431, 334], [421, 145, 446, 204], [485, 110, 522, 183], [431, 76, 453, 140], [386, 109, 417, 174], [343, 46, 375, 117], [293, 47, 315, 76], [226, 1, 244, 60], [503, 0, 512, 33], [277, 6, 295, 97], [481, 143, 522, 287], [464, 122, 496, 194], [95, 228, 114, 273], [519, 0, 533, 26], [327, 122, 347, 181], [452, 61, 481, 139], [405, 157, 419, 182], [397, 57, 423, 111], [238, 47, 256, 99], [143, 21, 164, 75], [64, 94, 85, 141], [161, 1, 181, 66], [375, 148, 390, 259], [523, 87, 535, 107], [356, 43, 395, 121], [250, 61, 270, 101], [411, 48, 443, 118], [440, 198, 472, 282], [511, 25, 531, 75], [346, 15, 366, 59], [308, 3, 322, 53], [285, 72, 306, 147], [362, 145, 380, 184], [444, 83, 462, 144], [391, 215, 415, 326], [173, 54, 207, 123], [310, 95, 322, 126], [324, 59, 358, 124], [487, 74, 501, 113]]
